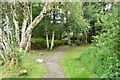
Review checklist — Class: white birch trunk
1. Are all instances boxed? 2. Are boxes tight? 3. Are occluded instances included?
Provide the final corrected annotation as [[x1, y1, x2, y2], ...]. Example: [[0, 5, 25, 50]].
[[46, 28, 49, 49], [11, 4, 20, 45], [5, 13, 10, 42], [27, 2, 32, 50], [0, 28, 6, 61], [24, 34, 31, 53], [0, 28, 12, 63], [20, 3, 29, 51], [50, 31, 55, 50], [20, 2, 54, 52], [0, 52, 6, 61]]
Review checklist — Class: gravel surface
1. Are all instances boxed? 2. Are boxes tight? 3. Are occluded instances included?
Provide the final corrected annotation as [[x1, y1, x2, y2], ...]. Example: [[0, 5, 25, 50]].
[[30, 46, 66, 78]]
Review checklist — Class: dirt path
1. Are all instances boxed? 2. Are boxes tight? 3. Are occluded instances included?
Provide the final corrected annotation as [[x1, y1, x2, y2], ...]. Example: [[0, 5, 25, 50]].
[[30, 46, 66, 78]]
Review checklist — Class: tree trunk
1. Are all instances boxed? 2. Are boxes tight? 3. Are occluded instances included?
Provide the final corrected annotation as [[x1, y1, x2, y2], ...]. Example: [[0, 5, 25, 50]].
[[24, 34, 31, 53], [11, 4, 20, 46], [67, 32, 71, 45], [85, 34, 87, 44], [0, 28, 17, 69], [0, 28, 6, 61], [20, 2, 29, 52], [27, 2, 33, 50], [50, 31, 55, 50], [5, 13, 10, 43], [0, 52, 6, 61], [19, 2, 54, 52], [46, 28, 49, 49]]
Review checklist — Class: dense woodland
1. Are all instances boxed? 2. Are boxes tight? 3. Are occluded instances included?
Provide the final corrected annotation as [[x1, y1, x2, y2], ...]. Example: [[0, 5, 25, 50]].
[[0, 1, 120, 78]]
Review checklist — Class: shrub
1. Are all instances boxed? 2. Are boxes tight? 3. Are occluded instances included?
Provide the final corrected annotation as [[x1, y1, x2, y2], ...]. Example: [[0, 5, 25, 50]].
[[79, 5, 120, 78], [31, 38, 68, 50]]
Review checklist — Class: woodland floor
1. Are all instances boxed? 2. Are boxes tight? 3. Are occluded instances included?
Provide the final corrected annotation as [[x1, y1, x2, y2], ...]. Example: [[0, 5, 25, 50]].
[[29, 46, 66, 78]]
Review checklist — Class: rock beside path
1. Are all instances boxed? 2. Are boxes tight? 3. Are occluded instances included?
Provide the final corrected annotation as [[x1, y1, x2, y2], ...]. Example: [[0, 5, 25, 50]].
[[36, 59, 44, 64]]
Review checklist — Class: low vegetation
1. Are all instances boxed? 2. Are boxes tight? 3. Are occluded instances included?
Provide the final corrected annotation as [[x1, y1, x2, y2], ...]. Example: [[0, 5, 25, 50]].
[[31, 38, 67, 50], [0, 52, 46, 78], [61, 45, 97, 78]]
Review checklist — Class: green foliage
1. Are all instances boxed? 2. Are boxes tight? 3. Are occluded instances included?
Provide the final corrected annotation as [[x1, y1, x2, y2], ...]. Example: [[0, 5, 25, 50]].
[[79, 2, 120, 78], [31, 38, 47, 49], [1, 2, 119, 78], [61, 45, 96, 78], [32, 2, 90, 43], [31, 38, 68, 50], [61, 2, 90, 41]]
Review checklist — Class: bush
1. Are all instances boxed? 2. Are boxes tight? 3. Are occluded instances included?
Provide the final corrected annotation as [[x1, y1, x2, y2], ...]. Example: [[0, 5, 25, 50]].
[[31, 38, 46, 50], [80, 44, 119, 78], [79, 5, 120, 78], [31, 38, 68, 50]]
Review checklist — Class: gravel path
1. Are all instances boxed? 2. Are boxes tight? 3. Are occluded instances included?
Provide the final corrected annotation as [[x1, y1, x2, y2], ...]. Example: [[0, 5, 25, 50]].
[[30, 46, 66, 78]]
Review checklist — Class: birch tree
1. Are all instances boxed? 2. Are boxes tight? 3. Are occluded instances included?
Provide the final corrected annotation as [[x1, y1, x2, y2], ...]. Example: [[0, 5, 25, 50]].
[[19, 2, 57, 52], [50, 31, 55, 50], [3, 1, 58, 52], [45, 28, 49, 49], [0, 1, 59, 73], [11, 3, 20, 45]]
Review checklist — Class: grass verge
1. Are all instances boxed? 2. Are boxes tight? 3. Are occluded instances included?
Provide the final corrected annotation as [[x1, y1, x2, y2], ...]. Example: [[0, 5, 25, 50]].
[[1, 54, 46, 78], [61, 45, 97, 78]]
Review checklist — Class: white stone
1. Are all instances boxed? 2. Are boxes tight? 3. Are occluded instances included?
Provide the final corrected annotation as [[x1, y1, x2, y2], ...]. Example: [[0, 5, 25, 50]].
[[23, 70, 27, 73], [39, 53, 44, 55], [36, 59, 44, 64]]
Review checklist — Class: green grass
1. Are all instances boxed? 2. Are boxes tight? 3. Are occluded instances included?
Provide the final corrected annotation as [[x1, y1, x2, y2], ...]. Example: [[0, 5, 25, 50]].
[[61, 45, 97, 78], [31, 38, 45, 42], [0, 46, 59, 78], [0, 65, 4, 79], [2, 54, 46, 78]]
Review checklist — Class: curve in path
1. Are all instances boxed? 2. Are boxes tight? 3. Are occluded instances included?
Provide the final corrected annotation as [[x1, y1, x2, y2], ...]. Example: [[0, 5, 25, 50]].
[[30, 46, 66, 78]]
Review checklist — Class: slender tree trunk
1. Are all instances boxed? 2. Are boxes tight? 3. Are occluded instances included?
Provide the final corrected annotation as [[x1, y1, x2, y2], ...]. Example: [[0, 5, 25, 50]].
[[5, 13, 10, 42], [0, 28, 6, 61], [24, 2, 33, 52], [67, 32, 71, 45], [24, 34, 31, 53], [11, 4, 20, 46], [0, 52, 6, 61], [46, 28, 49, 49], [20, 2, 29, 52], [0, 28, 16, 70], [50, 31, 55, 50], [85, 34, 87, 44], [77, 33, 80, 45], [28, 2, 33, 50], [84, 30, 87, 44]]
